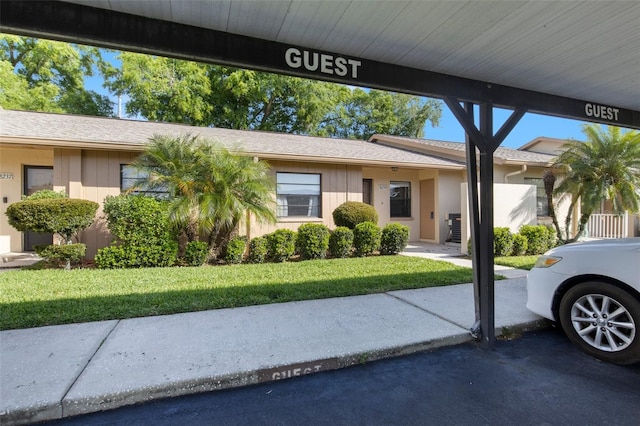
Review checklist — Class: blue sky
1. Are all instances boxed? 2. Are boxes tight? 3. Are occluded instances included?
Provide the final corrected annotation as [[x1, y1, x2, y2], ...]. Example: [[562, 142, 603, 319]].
[[425, 107, 587, 149]]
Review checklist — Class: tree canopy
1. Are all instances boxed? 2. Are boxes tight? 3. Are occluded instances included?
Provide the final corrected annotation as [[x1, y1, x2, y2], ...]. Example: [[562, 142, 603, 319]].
[[0, 35, 114, 116], [2, 35, 442, 139], [105, 51, 441, 139]]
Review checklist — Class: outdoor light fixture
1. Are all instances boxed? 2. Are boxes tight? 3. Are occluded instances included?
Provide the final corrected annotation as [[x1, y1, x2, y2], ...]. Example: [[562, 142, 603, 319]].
[[391, 167, 399, 172]]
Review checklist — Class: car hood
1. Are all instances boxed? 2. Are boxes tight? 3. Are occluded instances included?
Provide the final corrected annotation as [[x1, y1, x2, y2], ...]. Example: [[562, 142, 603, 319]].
[[547, 238, 640, 255]]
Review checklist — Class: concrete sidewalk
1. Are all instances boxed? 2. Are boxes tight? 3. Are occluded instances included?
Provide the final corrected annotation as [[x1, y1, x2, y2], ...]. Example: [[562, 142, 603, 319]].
[[1, 245, 543, 425]]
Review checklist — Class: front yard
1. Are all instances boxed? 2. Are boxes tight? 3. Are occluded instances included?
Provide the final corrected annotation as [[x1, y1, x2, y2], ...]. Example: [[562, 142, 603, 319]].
[[1, 256, 482, 330]]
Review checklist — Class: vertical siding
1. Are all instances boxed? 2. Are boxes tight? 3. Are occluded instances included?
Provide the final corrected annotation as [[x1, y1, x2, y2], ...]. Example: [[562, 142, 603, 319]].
[[247, 161, 363, 238], [79, 150, 137, 258], [0, 146, 53, 252]]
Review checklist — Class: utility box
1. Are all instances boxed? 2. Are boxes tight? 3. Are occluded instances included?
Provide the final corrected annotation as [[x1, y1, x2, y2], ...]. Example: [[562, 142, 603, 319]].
[[448, 213, 462, 243]]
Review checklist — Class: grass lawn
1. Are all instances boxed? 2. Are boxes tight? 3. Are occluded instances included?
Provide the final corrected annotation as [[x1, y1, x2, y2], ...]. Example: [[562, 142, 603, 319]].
[[494, 255, 538, 270], [0, 256, 481, 330]]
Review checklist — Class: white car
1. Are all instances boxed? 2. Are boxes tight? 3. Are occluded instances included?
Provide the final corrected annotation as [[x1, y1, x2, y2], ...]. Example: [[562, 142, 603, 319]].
[[526, 238, 640, 365]]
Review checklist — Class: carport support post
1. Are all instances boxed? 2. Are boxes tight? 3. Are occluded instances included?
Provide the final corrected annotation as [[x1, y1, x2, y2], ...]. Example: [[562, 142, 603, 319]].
[[478, 102, 496, 349], [464, 103, 482, 338], [445, 98, 527, 349]]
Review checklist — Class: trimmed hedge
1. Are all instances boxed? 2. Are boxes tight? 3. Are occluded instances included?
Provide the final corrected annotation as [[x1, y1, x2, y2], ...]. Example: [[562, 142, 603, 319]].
[[34, 243, 86, 267], [353, 221, 381, 257], [380, 223, 409, 255], [329, 227, 354, 258], [248, 237, 268, 264], [332, 201, 379, 229], [493, 227, 514, 257], [102, 195, 172, 245], [95, 243, 178, 268], [266, 229, 297, 262], [225, 236, 247, 264], [297, 223, 331, 260], [96, 195, 178, 268], [184, 241, 208, 266], [519, 224, 553, 255], [511, 233, 528, 256]]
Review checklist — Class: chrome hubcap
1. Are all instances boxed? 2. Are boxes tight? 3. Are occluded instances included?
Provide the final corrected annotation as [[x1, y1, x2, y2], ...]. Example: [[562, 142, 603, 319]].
[[571, 294, 636, 352]]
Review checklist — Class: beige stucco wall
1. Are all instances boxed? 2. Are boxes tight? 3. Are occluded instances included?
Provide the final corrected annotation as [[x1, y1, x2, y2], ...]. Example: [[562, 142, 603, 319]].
[[460, 183, 538, 254], [0, 146, 54, 253], [362, 166, 422, 241]]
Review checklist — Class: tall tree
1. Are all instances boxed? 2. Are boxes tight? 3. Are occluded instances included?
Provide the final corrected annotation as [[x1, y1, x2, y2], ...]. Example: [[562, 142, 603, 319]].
[[320, 88, 441, 140], [553, 125, 640, 241], [0, 35, 114, 116], [130, 134, 276, 254], [107, 52, 441, 139]]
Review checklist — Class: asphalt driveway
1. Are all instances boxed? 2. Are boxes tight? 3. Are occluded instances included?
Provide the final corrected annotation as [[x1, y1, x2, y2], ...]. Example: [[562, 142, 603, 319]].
[[46, 328, 640, 425]]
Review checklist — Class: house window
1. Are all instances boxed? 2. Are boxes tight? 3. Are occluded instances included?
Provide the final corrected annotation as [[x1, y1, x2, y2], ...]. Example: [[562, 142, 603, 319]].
[[524, 177, 549, 216], [120, 165, 169, 198], [390, 181, 411, 217], [363, 179, 373, 205], [276, 172, 321, 217]]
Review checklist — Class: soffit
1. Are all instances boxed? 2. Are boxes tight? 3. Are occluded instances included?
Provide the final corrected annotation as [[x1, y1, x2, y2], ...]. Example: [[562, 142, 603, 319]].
[[60, 0, 639, 113]]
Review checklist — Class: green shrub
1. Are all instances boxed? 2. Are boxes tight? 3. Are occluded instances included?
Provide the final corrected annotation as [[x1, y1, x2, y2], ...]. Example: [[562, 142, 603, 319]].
[[225, 236, 247, 264], [545, 225, 557, 251], [511, 233, 528, 256], [95, 242, 177, 269], [184, 241, 208, 266], [102, 195, 172, 245], [332, 201, 379, 229], [266, 229, 297, 262], [380, 223, 409, 255], [353, 221, 382, 257], [6, 198, 98, 243], [296, 223, 331, 260], [23, 189, 66, 200], [329, 227, 354, 258], [493, 227, 514, 257], [519, 225, 551, 255], [34, 243, 86, 267], [248, 237, 268, 264]]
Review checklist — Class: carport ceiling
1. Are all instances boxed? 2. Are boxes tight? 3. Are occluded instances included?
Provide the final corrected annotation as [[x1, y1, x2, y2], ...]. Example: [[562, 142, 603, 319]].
[[59, 0, 639, 113]]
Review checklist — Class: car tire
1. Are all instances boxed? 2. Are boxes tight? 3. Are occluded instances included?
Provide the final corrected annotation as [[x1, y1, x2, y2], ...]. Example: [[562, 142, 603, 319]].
[[559, 282, 640, 365]]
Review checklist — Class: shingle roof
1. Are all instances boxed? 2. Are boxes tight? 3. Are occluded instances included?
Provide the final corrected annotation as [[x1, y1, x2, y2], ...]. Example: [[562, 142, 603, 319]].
[[0, 110, 464, 169], [370, 135, 556, 165]]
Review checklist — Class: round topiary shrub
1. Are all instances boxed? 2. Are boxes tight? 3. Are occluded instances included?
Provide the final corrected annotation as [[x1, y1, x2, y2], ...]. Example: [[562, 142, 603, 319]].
[[380, 223, 410, 255], [329, 227, 354, 258], [296, 223, 331, 260], [248, 236, 268, 264], [6, 198, 98, 244], [225, 236, 247, 264], [266, 229, 297, 262], [493, 227, 514, 257], [353, 221, 381, 257], [184, 240, 208, 266], [332, 201, 379, 229], [511, 233, 528, 256]]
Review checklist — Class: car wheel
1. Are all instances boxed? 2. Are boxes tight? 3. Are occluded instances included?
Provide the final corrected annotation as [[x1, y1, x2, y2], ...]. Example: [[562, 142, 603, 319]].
[[559, 282, 640, 365]]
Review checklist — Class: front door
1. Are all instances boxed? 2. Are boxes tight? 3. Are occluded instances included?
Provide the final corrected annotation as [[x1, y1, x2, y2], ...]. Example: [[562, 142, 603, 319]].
[[420, 179, 436, 240], [23, 166, 54, 251]]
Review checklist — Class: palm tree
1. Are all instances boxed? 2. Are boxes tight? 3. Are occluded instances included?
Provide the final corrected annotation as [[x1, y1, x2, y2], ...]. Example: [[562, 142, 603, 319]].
[[130, 134, 276, 253], [553, 125, 640, 241]]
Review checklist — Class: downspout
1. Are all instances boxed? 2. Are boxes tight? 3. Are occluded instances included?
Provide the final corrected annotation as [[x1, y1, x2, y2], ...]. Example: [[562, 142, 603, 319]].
[[504, 165, 527, 183]]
